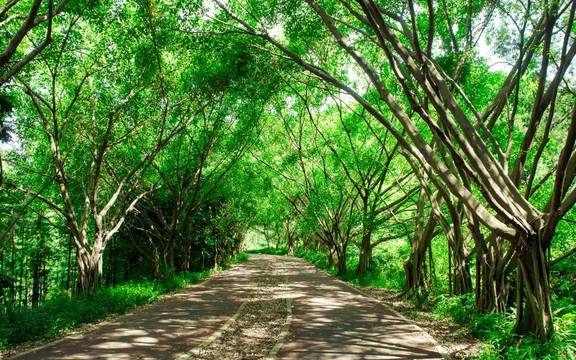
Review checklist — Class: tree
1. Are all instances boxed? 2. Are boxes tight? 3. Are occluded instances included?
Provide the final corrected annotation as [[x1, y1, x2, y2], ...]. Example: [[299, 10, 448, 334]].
[[126, 28, 275, 273], [0, 0, 73, 87], [212, 0, 576, 341], [134, 92, 261, 272], [13, 3, 197, 293]]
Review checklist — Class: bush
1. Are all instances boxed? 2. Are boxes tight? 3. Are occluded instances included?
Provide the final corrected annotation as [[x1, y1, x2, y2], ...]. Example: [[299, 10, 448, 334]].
[[295, 247, 404, 288], [296, 247, 331, 271], [235, 252, 250, 262], [472, 311, 576, 360], [433, 293, 476, 325], [247, 247, 288, 255]]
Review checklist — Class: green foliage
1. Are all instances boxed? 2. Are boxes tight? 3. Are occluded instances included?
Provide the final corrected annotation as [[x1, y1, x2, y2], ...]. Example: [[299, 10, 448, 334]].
[[295, 247, 330, 271], [248, 247, 289, 256], [295, 245, 407, 289], [235, 252, 250, 263], [472, 312, 513, 344], [433, 293, 476, 325], [471, 312, 576, 359]]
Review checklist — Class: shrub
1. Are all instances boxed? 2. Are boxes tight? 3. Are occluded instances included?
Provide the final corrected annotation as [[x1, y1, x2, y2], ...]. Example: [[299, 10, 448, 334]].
[[473, 311, 576, 360], [247, 247, 288, 255], [235, 252, 250, 262], [433, 293, 475, 325]]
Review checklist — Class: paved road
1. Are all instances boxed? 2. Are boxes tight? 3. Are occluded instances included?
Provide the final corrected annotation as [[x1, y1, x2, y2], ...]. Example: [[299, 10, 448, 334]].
[[10, 256, 268, 360], [277, 256, 443, 359], [10, 254, 444, 359]]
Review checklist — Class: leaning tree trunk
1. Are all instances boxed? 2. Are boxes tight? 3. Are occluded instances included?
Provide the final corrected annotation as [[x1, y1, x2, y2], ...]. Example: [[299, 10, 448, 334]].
[[515, 235, 553, 342]]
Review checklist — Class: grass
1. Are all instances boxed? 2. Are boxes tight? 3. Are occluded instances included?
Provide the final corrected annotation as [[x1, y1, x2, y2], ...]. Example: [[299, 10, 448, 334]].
[[247, 246, 288, 255], [235, 252, 250, 262], [0, 252, 250, 350], [294, 246, 405, 289]]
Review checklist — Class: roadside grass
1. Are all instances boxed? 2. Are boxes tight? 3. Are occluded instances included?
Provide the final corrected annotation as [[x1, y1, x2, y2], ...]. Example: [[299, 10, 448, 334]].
[[294, 246, 405, 289], [0, 252, 250, 350], [247, 246, 288, 255], [435, 294, 576, 359], [294, 247, 576, 360], [235, 252, 250, 262]]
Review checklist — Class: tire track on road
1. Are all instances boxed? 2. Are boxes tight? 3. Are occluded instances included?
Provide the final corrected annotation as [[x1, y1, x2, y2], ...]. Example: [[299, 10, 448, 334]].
[[182, 257, 290, 360]]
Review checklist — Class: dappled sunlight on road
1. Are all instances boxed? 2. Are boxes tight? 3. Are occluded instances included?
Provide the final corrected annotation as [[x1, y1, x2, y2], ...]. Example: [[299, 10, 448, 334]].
[[10, 255, 272, 360], [276, 256, 444, 360], [10, 255, 443, 360]]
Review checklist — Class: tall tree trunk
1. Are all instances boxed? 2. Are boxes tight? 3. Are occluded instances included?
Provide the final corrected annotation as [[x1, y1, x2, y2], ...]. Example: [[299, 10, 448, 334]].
[[19, 232, 24, 306], [515, 236, 553, 342], [66, 235, 73, 291], [182, 243, 191, 272], [31, 261, 40, 306], [31, 215, 43, 306], [151, 247, 159, 281], [264, 227, 271, 250], [285, 220, 295, 256], [76, 250, 103, 294], [356, 229, 373, 275], [213, 238, 219, 270], [327, 246, 336, 268], [356, 198, 373, 276], [336, 246, 347, 276], [403, 214, 436, 294], [287, 233, 295, 255], [475, 232, 511, 313], [112, 241, 117, 286], [164, 231, 177, 272], [451, 232, 472, 295]]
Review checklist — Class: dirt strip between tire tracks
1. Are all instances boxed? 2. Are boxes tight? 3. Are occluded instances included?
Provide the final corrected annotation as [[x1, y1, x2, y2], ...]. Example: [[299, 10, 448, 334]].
[[8, 254, 445, 360]]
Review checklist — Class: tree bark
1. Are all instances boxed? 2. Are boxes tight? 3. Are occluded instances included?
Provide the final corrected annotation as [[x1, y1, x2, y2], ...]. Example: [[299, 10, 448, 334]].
[[452, 240, 472, 295], [285, 220, 296, 256], [475, 232, 512, 314], [450, 217, 472, 295], [515, 236, 553, 342], [356, 230, 372, 275], [76, 250, 103, 294], [403, 213, 436, 294], [336, 246, 347, 276]]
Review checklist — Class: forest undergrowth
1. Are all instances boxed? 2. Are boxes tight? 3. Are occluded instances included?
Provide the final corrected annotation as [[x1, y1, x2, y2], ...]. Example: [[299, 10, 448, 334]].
[[292, 247, 576, 360], [0, 253, 250, 355]]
